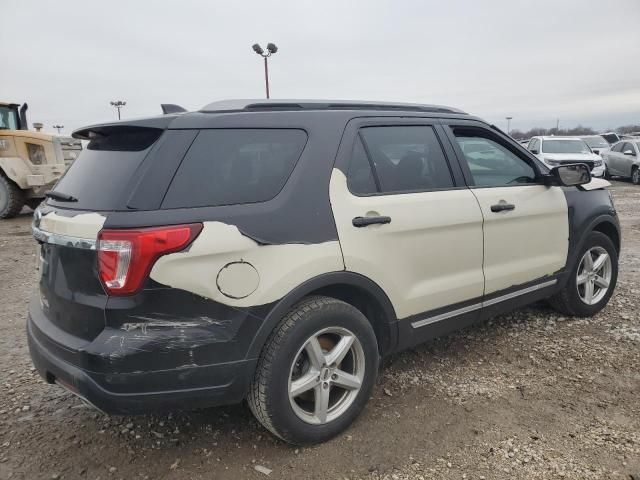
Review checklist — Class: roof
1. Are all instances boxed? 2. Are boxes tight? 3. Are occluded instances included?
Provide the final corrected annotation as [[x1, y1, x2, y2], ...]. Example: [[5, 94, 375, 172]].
[[199, 99, 466, 115]]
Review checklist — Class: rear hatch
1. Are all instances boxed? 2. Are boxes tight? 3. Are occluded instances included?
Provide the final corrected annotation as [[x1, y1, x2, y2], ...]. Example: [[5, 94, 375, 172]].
[[32, 125, 165, 343]]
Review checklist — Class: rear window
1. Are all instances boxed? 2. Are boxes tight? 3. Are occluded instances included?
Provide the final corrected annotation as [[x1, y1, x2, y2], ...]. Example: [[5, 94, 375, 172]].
[[161, 129, 307, 209], [48, 127, 162, 210]]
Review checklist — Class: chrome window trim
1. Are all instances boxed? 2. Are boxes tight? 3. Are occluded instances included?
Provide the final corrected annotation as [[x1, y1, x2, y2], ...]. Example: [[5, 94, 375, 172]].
[[32, 225, 97, 250], [411, 279, 558, 329]]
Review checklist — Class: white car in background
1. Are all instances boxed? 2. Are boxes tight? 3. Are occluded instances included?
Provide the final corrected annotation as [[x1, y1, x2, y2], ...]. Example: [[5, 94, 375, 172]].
[[527, 136, 605, 178], [579, 135, 611, 156]]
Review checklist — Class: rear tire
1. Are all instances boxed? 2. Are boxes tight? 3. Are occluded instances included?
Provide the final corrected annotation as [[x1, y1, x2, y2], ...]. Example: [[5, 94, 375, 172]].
[[632, 166, 640, 185], [0, 175, 25, 219], [248, 296, 379, 445], [549, 231, 618, 317]]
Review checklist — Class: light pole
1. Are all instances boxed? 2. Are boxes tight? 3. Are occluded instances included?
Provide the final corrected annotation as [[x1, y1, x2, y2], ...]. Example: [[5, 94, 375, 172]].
[[506, 116, 513, 136], [110, 100, 126, 120], [52, 124, 64, 134], [252, 43, 278, 99]]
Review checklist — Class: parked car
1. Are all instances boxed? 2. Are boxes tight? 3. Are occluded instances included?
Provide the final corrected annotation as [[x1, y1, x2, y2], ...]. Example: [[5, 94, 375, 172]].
[[579, 135, 611, 155], [527, 136, 605, 177], [28, 100, 620, 445], [601, 140, 640, 184]]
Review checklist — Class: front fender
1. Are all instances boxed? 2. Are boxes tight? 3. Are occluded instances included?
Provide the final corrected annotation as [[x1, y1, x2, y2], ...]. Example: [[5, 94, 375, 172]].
[[564, 186, 620, 275]]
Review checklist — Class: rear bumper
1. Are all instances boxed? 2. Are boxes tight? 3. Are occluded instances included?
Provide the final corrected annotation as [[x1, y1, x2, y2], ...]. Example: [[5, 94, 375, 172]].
[[27, 309, 257, 415]]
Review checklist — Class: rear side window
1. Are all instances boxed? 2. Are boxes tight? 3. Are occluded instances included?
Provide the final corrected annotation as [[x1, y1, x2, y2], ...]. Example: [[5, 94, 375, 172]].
[[48, 127, 163, 211], [347, 126, 454, 194], [162, 129, 307, 208]]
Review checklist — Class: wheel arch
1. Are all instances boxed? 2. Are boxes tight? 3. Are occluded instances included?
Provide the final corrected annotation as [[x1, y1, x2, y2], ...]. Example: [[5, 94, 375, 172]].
[[246, 272, 398, 359], [567, 214, 620, 275]]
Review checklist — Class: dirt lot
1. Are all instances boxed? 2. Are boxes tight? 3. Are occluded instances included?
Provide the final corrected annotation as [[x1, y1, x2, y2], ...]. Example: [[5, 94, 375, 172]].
[[1, 181, 638, 480]]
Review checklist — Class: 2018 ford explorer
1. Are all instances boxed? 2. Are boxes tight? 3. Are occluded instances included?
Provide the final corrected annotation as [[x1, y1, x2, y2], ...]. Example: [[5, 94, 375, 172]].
[[28, 100, 620, 445]]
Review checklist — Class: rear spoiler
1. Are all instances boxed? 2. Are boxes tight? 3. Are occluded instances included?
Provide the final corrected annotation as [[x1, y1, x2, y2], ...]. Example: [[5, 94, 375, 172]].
[[161, 104, 187, 114], [72, 115, 176, 140]]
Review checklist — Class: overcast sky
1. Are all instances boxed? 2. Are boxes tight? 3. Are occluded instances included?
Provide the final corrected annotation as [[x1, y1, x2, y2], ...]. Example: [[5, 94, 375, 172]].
[[3, 0, 640, 135]]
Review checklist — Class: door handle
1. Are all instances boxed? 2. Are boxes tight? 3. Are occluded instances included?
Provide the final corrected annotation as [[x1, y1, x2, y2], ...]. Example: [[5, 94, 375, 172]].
[[352, 216, 391, 227], [490, 203, 515, 213]]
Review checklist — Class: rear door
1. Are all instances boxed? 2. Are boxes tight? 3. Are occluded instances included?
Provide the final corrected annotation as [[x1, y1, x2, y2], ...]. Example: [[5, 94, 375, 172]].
[[443, 122, 568, 296], [330, 118, 485, 327]]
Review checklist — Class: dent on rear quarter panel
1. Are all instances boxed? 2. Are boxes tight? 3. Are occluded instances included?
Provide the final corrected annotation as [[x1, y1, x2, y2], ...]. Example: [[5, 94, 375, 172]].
[[149, 221, 344, 307]]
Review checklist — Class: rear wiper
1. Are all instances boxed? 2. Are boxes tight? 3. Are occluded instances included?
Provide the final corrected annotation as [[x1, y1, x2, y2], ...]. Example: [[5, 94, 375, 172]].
[[44, 190, 78, 202]]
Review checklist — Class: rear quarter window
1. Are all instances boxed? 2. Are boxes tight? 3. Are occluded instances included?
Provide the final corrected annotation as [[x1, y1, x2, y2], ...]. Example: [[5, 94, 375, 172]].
[[161, 129, 307, 209]]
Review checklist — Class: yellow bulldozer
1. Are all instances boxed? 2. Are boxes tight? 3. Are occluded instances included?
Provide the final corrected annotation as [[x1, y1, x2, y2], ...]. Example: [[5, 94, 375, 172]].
[[0, 102, 81, 218]]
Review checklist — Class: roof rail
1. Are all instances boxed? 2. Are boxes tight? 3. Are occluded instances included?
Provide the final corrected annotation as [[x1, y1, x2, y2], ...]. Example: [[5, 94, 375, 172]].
[[200, 99, 466, 115]]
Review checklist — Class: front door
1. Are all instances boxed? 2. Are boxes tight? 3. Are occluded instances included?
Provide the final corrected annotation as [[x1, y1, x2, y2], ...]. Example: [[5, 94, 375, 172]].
[[330, 120, 485, 321], [444, 123, 569, 295]]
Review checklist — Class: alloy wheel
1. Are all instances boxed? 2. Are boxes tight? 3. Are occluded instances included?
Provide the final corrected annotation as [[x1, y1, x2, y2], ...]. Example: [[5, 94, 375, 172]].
[[576, 246, 612, 305], [288, 327, 365, 425]]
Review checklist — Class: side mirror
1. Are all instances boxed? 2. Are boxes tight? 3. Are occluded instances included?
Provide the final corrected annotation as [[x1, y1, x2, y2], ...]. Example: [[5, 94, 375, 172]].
[[551, 164, 591, 187], [530, 149, 539, 154], [592, 149, 600, 154], [623, 150, 635, 156]]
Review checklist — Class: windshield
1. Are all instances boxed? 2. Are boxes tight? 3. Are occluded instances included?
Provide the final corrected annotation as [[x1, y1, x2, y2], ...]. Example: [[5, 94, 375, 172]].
[[581, 137, 609, 148], [0, 106, 19, 130], [542, 139, 591, 154]]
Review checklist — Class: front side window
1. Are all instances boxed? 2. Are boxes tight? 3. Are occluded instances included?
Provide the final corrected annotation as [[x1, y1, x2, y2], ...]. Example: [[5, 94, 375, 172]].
[[454, 130, 537, 187], [542, 139, 591, 154], [0, 106, 18, 130], [622, 143, 635, 155], [349, 126, 453, 193], [162, 129, 307, 208]]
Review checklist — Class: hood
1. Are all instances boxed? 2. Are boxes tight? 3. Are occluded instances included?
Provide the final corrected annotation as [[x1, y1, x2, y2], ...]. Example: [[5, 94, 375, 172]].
[[542, 152, 601, 161]]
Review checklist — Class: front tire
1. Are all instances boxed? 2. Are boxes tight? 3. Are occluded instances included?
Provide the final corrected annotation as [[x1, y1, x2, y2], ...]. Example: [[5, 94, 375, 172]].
[[248, 296, 379, 445], [0, 175, 25, 219], [549, 231, 618, 317]]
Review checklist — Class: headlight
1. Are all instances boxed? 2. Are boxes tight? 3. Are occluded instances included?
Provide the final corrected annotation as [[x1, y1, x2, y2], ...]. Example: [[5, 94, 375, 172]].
[[594, 160, 603, 167], [544, 158, 560, 166]]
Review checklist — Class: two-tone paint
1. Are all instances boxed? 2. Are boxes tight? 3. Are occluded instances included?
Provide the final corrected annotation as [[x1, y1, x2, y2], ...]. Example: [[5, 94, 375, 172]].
[[28, 102, 620, 414]]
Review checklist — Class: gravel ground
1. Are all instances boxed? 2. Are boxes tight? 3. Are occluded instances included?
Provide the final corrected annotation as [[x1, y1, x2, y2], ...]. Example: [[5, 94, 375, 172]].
[[1, 181, 638, 480]]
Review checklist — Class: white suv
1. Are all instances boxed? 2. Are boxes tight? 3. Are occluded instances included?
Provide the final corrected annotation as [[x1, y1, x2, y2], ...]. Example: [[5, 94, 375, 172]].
[[528, 136, 605, 177]]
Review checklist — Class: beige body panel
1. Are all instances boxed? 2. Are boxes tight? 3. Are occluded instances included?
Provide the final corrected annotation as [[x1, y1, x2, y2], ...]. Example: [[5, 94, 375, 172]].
[[581, 178, 610, 191], [0, 157, 33, 188], [470, 185, 568, 295], [150, 222, 344, 307], [329, 169, 485, 319], [39, 211, 106, 239]]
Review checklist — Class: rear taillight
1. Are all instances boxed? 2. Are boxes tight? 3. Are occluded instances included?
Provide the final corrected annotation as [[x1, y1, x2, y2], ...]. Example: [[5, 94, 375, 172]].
[[97, 223, 203, 295]]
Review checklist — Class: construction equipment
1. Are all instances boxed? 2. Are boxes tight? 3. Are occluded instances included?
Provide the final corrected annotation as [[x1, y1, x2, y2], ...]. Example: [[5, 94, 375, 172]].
[[0, 102, 81, 218]]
